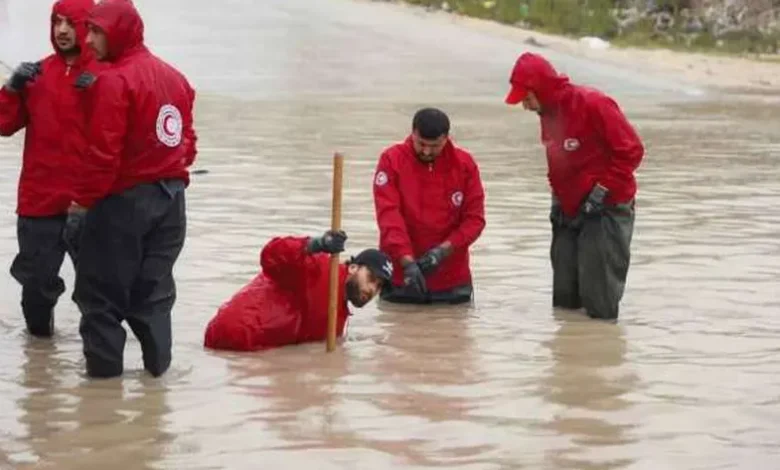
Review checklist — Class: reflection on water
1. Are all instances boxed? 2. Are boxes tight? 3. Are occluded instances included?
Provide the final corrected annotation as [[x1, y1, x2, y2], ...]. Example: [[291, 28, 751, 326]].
[[0, 0, 779, 468], [540, 312, 638, 470], [10, 339, 171, 470]]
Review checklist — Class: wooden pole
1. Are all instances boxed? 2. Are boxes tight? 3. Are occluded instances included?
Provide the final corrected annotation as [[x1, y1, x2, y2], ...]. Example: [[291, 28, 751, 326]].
[[326, 152, 344, 352]]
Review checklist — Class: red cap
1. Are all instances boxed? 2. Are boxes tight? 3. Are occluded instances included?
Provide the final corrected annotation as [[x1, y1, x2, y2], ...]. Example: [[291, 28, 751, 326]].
[[504, 85, 527, 105]]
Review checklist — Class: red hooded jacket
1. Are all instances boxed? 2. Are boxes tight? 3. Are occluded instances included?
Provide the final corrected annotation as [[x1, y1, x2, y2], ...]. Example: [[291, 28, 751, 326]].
[[373, 136, 486, 292], [73, 0, 197, 207], [508, 53, 644, 217], [203, 237, 351, 352], [0, 0, 105, 217]]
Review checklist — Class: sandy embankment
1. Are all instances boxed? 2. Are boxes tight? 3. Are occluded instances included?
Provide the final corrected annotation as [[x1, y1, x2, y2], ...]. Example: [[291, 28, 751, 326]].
[[360, 0, 780, 94]]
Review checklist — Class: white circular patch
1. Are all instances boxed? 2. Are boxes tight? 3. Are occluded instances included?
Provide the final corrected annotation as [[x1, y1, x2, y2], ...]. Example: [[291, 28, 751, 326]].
[[451, 191, 463, 207], [156, 104, 183, 148], [563, 138, 580, 152], [374, 171, 388, 186]]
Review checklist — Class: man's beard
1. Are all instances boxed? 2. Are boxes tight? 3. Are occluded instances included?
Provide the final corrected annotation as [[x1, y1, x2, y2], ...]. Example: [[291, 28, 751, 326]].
[[416, 153, 435, 163], [346, 278, 367, 308], [57, 43, 79, 56]]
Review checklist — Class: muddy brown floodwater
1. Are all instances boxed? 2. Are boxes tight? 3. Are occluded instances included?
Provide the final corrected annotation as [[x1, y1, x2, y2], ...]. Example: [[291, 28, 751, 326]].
[[0, 0, 779, 469]]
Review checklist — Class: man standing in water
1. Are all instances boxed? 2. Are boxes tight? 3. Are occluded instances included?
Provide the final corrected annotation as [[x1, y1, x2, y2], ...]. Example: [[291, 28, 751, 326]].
[[204, 230, 392, 351], [373, 107, 486, 305], [0, 0, 104, 337], [504, 52, 644, 321], [71, 0, 197, 378]]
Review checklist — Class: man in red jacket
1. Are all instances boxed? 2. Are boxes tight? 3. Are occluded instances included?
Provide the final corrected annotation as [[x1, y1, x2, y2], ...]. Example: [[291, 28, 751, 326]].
[[70, 0, 197, 378], [204, 230, 392, 351], [373, 107, 486, 305], [0, 0, 104, 338], [504, 52, 644, 321]]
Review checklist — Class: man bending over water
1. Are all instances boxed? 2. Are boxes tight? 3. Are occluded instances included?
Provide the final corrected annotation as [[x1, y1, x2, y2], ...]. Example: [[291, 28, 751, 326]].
[[204, 230, 392, 351]]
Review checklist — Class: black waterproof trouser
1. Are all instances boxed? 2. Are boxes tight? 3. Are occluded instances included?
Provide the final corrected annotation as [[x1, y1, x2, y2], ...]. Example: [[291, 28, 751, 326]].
[[10, 213, 84, 337], [380, 282, 474, 305], [550, 202, 635, 320], [73, 179, 186, 379]]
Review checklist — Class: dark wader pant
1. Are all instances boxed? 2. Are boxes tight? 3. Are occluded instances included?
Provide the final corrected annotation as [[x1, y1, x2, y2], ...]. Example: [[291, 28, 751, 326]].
[[10, 213, 84, 337], [380, 283, 474, 305], [73, 179, 186, 379], [550, 202, 634, 320]]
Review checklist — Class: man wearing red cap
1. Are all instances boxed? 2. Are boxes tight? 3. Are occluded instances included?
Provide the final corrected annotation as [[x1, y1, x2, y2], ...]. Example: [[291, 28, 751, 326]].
[[504, 52, 644, 321]]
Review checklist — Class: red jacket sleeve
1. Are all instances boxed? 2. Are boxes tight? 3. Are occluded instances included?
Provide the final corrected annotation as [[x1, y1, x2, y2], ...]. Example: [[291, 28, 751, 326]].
[[182, 83, 197, 167], [74, 73, 128, 207], [0, 87, 27, 136], [592, 95, 644, 193], [259, 236, 316, 290], [373, 151, 414, 261], [446, 158, 486, 250]]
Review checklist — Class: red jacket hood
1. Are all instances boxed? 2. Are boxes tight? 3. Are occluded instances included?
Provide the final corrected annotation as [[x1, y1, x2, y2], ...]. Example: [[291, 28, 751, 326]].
[[50, 0, 94, 61], [88, 0, 144, 62], [508, 52, 572, 108]]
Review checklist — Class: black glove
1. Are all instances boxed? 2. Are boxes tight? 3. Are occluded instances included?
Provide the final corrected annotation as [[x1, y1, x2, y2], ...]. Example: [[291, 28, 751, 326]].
[[307, 230, 347, 254], [5, 62, 41, 92], [417, 246, 448, 274], [569, 184, 609, 229], [581, 184, 608, 217], [403, 261, 427, 296], [74, 71, 96, 89]]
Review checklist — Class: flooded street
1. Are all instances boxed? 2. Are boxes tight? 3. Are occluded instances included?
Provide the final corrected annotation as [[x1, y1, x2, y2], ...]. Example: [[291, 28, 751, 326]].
[[1, 0, 780, 468]]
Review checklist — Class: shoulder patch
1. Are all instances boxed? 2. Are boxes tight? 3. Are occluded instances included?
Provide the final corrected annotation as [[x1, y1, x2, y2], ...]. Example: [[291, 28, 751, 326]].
[[451, 191, 464, 207], [374, 171, 388, 186], [156, 104, 183, 148]]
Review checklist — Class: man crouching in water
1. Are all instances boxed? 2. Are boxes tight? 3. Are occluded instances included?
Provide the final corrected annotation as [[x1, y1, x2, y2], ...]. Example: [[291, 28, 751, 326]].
[[204, 230, 393, 351]]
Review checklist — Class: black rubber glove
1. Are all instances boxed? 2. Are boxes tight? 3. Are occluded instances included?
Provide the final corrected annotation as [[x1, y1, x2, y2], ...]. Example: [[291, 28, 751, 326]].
[[403, 261, 427, 296], [74, 71, 96, 89], [5, 62, 41, 92], [570, 184, 609, 229], [582, 184, 608, 216], [307, 230, 347, 254], [417, 246, 448, 274]]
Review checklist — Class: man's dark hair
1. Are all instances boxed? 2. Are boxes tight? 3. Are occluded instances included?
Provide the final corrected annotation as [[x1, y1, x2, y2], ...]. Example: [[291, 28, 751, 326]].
[[412, 107, 450, 140]]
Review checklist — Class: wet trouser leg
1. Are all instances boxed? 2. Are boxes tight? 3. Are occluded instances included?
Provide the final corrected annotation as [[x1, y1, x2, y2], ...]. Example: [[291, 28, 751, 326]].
[[10, 215, 70, 337], [74, 180, 186, 378], [550, 222, 582, 310], [550, 203, 635, 320], [578, 204, 634, 320], [126, 184, 186, 377], [62, 211, 86, 267]]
